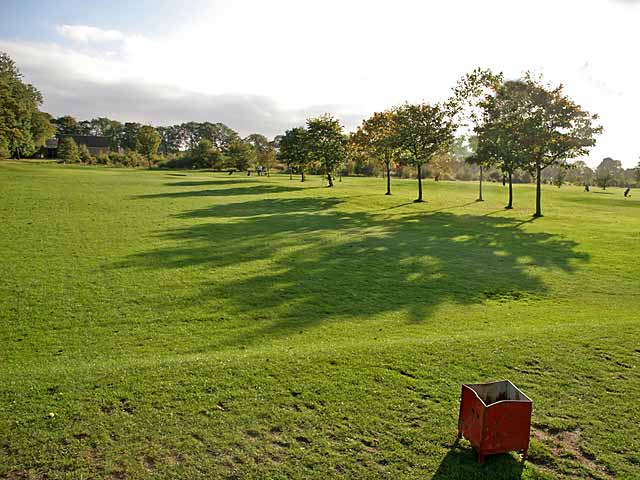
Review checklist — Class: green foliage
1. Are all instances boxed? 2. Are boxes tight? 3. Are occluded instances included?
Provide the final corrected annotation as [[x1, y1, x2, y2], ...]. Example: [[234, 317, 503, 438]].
[[136, 125, 161, 168], [566, 160, 594, 185], [56, 137, 80, 163], [515, 74, 601, 216], [226, 138, 255, 171], [53, 115, 79, 135], [393, 103, 456, 167], [0, 52, 46, 158], [306, 114, 347, 187], [553, 167, 567, 188], [245, 133, 276, 174], [121, 122, 141, 151], [278, 127, 310, 180], [595, 157, 623, 189], [78, 143, 94, 164], [191, 139, 223, 169], [393, 102, 456, 201], [351, 110, 401, 194]]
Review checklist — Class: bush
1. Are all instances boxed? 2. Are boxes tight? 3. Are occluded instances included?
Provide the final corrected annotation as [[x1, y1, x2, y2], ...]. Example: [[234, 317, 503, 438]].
[[96, 153, 109, 165], [107, 151, 126, 166], [57, 137, 80, 163], [158, 153, 194, 169], [78, 144, 95, 164]]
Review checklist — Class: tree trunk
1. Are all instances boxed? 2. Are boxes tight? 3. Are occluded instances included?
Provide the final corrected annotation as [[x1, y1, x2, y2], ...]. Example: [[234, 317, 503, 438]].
[[534, 163, 543, 217], [289, 167, 292, 180], [414, 164, 424, 202], [506, 171, 513, 209], [327, 172, 334, 187], [301, 169, 305, 182], [385, 161, 391, 195], [477, 165, 484, 201]]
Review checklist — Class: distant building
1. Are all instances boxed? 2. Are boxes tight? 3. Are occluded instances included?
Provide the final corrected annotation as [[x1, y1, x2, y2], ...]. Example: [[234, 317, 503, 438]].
[[45, 135, 110, 158]]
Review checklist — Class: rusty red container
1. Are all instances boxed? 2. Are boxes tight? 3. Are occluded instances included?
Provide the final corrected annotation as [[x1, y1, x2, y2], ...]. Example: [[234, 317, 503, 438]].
[[457, 380, 532, 463]]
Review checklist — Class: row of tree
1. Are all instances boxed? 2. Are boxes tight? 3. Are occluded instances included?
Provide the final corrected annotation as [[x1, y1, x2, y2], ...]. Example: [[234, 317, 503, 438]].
[[49, 116, 279, 172], [278, 69, 608, 216], [2, 51, 638, 213], [52, 111, 638, 190]]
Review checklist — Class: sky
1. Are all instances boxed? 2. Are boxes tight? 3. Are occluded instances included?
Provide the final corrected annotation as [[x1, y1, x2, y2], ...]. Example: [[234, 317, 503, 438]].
[[0, 0, 638, 167]]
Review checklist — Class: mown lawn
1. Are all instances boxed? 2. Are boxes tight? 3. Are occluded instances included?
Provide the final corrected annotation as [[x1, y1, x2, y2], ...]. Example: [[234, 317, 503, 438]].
[[1, 161, 638, 479]]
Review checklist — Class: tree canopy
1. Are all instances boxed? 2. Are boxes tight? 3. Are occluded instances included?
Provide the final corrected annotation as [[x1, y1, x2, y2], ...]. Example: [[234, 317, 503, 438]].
[[306, 114, 347, 187], [392, 102, 456, 202], [0, 52, 53, 158]]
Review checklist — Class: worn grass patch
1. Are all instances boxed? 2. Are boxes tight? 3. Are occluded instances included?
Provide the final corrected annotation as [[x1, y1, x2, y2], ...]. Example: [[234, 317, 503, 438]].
[[1, 161, 639, 479]]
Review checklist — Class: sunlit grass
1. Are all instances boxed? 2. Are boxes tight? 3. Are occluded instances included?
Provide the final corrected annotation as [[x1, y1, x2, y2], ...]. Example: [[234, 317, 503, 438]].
[[1, 161, 639, 479]]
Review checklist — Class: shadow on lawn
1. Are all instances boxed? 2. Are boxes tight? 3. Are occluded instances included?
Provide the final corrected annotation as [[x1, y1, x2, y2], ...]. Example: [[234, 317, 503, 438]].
[[116, 191, 588, 347], [433, 441, 524, 479], [164, 178, 263, 187], [135, 184, 307, 199]]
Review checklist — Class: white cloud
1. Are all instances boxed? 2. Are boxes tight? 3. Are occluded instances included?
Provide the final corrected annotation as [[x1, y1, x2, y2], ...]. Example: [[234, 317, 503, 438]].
[[57, 25, 125, 43], [3, 0, 639, 167]]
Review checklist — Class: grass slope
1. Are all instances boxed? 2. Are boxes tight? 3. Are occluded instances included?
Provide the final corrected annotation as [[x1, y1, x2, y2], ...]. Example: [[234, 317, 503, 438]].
[[1, 161, 639, 479]]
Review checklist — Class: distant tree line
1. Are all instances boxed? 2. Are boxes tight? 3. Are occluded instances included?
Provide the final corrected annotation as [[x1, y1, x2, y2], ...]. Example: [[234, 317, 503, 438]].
[[2, 51, 639, 212]]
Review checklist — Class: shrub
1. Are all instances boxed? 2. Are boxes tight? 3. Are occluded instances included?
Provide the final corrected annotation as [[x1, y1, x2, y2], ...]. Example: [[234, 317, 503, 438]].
[[158, 153, 195, 169], [78, 144, 94, 164], [96, 153, 109, 165], [57, 137, 80, 163]]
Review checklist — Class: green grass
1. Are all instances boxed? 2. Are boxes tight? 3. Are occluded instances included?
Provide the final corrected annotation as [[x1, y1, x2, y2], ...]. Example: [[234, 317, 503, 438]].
[[1, 161, 639, 479]]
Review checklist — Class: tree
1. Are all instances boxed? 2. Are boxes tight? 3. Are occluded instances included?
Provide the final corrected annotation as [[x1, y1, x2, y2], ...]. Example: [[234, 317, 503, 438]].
[[566, 160, 593, 186], [157, 125, 184, 154], [464, 139, 492, 202], [57, 137, 79, 164], [393, 103, 456, 202], [136, 125, 161, 168], [278, 127, 309, 181], [306, 114, 347, 187], [122, 122, 142, 151], [595, 157, 623, 190], [516, 74, 602, 217], [78, 143, 94, 164], [469, 81, 534, 209], [351, 109, 400, 195], [554, 166, 567, 188], [453, 68, 504, 202], [0, 52, 46, 158], [54, 116, 79, 135], [31, 112, 56, 149], [245, 133, 276, 175], [227, 138, 255, 172], [191, 139, 223, 169], [199, 122, 239, 152]]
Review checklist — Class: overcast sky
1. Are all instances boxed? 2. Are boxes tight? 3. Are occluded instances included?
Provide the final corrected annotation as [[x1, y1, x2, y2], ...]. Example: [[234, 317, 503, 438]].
[[1, 0, 638, 167]]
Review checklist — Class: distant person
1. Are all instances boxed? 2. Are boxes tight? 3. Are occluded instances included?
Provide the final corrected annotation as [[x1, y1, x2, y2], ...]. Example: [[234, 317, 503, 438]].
[[257, 165, 263, 176], [435, 174, 440, 182], [584, 184, 590, 192], [624, 187, 631, 197]]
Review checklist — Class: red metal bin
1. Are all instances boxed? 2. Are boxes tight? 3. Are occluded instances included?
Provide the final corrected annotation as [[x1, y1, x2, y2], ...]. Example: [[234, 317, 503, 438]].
[[457, 380, 532, 464]]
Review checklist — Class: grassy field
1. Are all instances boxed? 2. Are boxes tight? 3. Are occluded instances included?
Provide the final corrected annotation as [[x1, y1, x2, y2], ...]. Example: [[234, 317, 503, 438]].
[[1, 161, 639, 479]]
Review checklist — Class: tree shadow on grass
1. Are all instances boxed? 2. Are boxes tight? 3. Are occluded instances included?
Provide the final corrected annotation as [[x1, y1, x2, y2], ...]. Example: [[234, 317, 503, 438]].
[[113, 196, 588, 348], [164, 179, 263, 187], [134, 184, 308, 199], [433, 441, 524, 479]]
